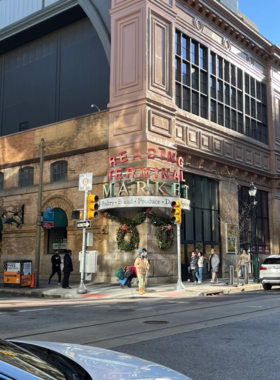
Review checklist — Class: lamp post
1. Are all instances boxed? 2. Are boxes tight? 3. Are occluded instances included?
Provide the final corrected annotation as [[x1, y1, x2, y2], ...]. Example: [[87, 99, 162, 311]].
[[248, 182, 259, 283]]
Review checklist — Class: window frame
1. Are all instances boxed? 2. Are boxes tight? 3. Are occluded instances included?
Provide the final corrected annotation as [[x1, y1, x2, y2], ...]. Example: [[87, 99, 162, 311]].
[[51, 161, 68, 184], [18, 167, 34, 188]]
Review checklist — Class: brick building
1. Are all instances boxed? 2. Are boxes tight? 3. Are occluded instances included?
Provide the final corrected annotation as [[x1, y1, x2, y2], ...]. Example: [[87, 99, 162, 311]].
[[0, 0, 279, 282]]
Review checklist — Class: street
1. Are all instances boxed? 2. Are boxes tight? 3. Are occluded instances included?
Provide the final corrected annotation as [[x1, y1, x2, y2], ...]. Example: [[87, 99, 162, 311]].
[[1, 290, 280, 380]]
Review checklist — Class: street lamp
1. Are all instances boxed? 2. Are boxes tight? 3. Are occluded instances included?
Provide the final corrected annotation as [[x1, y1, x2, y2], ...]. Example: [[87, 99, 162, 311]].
[[248, 182, 259, 283]]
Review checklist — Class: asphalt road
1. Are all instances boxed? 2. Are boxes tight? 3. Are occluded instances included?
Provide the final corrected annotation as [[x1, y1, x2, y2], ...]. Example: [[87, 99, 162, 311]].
[[1, 289, 280, 380]]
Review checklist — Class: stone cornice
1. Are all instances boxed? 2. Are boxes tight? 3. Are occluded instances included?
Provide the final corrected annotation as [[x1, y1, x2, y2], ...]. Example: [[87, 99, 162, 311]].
[[0, 0, 78, 42], [180, 0, 280, 67]]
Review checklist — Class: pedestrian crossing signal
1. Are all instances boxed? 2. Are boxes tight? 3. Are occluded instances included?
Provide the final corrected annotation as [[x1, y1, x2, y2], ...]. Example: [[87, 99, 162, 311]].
[[171, 200, 181, 224], [72, 210, 83, 220], [88, 194, 99, 219]]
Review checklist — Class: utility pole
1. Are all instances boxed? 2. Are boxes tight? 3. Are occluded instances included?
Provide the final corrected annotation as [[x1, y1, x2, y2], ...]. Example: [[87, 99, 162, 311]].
[[34, 138, 44, 288], [175, 223, 185, 290]]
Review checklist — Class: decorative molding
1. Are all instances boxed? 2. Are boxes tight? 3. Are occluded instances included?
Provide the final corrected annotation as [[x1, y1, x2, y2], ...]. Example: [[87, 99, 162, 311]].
[[113, 108, 142, 136], [149, 110, 172, 137]]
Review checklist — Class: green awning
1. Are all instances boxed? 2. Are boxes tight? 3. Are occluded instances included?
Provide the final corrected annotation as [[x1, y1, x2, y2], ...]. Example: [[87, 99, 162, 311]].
[[53, 208, 68, 228]]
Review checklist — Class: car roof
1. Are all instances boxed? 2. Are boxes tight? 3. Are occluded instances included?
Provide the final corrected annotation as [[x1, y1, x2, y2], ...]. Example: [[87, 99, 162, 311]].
[[266, 255, 280, 258]]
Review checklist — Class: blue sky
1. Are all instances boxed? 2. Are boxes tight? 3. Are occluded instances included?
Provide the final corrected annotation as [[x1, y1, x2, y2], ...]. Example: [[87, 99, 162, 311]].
[[238, 0, 280, 46]]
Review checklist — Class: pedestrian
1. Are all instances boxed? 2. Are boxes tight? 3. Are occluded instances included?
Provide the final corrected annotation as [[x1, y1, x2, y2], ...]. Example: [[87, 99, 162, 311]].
[[196, 252, 204, 283], [208, 248, 220, 283], [238, 249, 250, 278], [48, 250, 61, 285], [190, 251, 198, 285], [62, 249, 73, 289], [195, 246, 201, 256], [134, 250, 150, 295]]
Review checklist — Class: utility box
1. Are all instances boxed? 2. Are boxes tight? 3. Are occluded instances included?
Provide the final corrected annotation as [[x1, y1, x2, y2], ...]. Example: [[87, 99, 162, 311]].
[[4, 260, 32, 287], [79, 251, 98, 277]]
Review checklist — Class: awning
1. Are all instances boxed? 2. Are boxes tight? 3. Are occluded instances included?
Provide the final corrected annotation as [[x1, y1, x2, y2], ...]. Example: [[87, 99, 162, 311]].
[[53, 208, 68, 228]]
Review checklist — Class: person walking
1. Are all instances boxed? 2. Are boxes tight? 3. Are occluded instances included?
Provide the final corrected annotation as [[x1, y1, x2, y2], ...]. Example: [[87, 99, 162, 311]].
[[238, 249, 250, 278], [190, 251, 198, 285], [208, 248, 220, 283], [196, 252, 204, 283], [62, 249, 73, 289], [134, 251, 150, 295], [48, 250, 61, 285]]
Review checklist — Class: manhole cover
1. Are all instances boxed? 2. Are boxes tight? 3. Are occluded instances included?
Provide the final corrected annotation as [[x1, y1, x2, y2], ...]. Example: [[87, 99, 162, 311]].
[[0, 308, 18, 313], [107, 309, 135, 312], [143, 321, 169, 324]]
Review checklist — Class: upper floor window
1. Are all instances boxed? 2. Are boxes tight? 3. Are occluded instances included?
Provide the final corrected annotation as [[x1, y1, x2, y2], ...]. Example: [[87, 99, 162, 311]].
[[19, 167, 34, 188], [175, 30, 268, 145], [51, 161, 68, 183], [0, 173, 4, 191]]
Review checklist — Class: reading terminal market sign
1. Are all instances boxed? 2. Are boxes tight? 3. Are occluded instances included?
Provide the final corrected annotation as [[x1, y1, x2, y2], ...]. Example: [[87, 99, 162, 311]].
[[98, 148, 190, 211]]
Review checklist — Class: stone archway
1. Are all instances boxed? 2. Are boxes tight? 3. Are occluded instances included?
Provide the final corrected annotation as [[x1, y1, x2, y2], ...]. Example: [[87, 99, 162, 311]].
[[42, 195, 74, 224]]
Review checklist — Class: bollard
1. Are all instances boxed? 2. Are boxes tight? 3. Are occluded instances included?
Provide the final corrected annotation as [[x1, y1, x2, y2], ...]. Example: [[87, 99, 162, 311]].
[[244, 266, 249, 284], [229, 265, 234, 286]]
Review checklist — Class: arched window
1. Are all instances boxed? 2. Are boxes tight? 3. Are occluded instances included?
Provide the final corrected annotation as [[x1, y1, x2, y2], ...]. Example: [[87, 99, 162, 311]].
[[19, 167, 34, 188], [51, 161, 68, 183], [0, 172, 4, 191]]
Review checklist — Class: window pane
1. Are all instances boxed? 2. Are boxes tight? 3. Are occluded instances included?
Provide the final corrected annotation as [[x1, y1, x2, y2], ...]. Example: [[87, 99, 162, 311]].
[[51, 162, 67, 183], [245, 74, 249, 94], [218, 104, 223, 126], [182, 62, 189, 85], [217, 80, 223, 102], [251, 77, 255, 97], [231, 88, 236, 108], [262, 125, 268, 144], [257, 102, 262, 120], [210, 53, 215, 75], [200, 46, 206, 69], [200, 95, 207, 119], [176, 84, 181, 107], [231, 110, 236, 131], [194, 176, 201, 208], [224, 61, 229, 82], [175, 58, 180, 81], [183, 87, 190, 111], [238, 113, 243, 133], [192, 91, 198, 115], [257, 122, 262, 141], [191, 66, 198, 89], [211, 100, 216, 123], [225, 84, 230, 105], [237, 69, 242, 90], [195, 209, 202, 241], [238, 91, 243, 111], [191, 41, 197, 64], [185, 209, 194, 240], [251, 120, 256, 139], [200, 71, 207, 94], [245, 96, 250, 115], [182, 36, 188, 59], [225, 107, 230, 128], [251, 98, 256, 118], [256, 82, 261, 100], [262, 105, 267, 124], [210, 76, 216, 98], [202, 178, 210, 209], [217, 57, 223, 78], [262, 84, 266, 104], [245, 117, 250, 136], [231, 65, 236, 86], [175, 32, 180, 55], [203, 210, 211, 241]]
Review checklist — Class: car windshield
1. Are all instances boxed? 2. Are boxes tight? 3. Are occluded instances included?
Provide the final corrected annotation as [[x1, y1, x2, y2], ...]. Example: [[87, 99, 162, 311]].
[[0, 340, 65, 380], [263, 258, 280, 265]]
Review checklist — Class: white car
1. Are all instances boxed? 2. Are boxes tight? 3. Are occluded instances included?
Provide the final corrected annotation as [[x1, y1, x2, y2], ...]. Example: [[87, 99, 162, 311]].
[[0, 339, 192, 380], [260, 255, 280, 290]]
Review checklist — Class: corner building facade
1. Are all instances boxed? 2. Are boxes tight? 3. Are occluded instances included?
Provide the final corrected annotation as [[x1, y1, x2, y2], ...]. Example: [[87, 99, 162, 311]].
[[0, 0, 279, 282]]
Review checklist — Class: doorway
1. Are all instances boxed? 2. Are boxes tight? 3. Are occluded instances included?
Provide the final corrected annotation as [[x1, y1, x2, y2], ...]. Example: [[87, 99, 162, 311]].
[[47, 208, 68, 254]]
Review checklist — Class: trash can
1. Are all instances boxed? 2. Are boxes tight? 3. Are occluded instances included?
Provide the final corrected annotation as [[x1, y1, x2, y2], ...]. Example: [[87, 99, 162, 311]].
[[4, 260, 32, 287]]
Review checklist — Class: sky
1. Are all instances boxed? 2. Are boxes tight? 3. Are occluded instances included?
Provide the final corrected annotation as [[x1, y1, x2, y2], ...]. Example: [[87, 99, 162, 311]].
[[238, 0, 280, 46]]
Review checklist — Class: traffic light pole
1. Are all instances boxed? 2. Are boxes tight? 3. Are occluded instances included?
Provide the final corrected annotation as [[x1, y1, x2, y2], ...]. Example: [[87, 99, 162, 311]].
[[77, 189, 88, 294], [175, 223, 185, 291]]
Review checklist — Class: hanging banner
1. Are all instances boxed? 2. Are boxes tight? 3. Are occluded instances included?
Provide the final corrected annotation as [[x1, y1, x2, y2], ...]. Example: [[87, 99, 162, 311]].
[[226, 223, 237, 254]]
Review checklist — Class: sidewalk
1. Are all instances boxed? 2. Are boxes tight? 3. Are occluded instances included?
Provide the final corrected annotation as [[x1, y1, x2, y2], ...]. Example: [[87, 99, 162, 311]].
[[0, 277, 266, 299]]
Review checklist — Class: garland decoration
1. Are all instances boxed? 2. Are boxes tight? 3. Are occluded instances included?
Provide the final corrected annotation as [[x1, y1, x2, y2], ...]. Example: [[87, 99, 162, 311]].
[[103, 208, 174, 251]]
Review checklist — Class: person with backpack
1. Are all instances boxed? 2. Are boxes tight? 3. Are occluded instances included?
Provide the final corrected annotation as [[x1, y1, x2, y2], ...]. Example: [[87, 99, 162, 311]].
[[48, 250, 61, 285]]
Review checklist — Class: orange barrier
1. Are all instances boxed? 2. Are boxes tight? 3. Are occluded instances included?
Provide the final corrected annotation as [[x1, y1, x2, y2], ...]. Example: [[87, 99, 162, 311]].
[[30, 273, 35, 288]]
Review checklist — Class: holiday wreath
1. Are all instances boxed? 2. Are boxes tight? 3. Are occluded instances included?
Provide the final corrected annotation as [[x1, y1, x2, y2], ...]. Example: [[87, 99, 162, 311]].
[[103, 208, 174, 251]]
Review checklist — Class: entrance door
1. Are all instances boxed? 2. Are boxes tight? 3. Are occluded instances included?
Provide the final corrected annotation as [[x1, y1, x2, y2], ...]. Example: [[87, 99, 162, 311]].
[[47, 208, 68, 254], [181, 174, 220, 281]]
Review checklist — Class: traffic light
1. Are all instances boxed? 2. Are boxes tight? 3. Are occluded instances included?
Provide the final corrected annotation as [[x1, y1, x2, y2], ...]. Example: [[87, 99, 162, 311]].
[[171, 200, 181, 224], [72, 210, 83, 220], [88, 194, 99, 219]]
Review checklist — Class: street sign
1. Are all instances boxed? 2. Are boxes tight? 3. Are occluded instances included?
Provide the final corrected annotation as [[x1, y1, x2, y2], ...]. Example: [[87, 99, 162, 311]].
[[76, 220, 91, 229], [79, 173, 93, 191], [43, 211, 54, 229]]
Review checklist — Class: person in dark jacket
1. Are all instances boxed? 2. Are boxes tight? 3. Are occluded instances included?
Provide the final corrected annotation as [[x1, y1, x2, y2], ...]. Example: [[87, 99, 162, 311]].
[[190, 251, 199, 285], [62, 249, 73, 289], [48, 250, 61, 285]]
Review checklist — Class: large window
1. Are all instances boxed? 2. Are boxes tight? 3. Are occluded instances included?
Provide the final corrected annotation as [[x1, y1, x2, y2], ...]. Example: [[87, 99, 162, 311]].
[[175, 30, 268, 144], [51, 161, 68, 183], [18, 167, 34, 188], [183, 174, 220, 244], [238, 187, 269, 248]]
